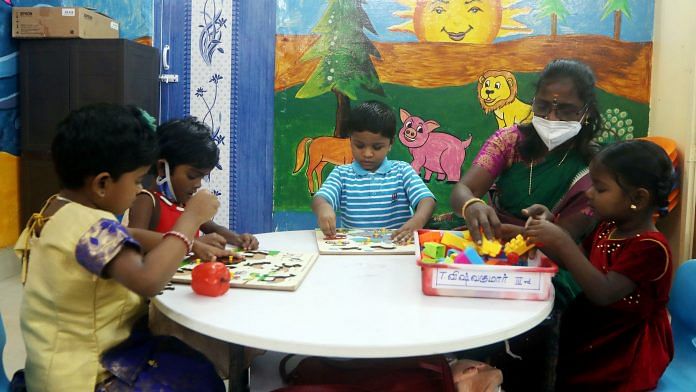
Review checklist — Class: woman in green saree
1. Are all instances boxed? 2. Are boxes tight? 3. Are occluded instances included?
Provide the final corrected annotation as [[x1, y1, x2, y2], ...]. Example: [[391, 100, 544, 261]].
[[450, 59, 602, 391], [451, 59, 601, 307]]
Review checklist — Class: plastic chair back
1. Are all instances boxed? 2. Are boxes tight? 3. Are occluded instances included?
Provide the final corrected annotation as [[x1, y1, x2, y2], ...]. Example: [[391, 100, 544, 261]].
[[656, 260, 696, 390]]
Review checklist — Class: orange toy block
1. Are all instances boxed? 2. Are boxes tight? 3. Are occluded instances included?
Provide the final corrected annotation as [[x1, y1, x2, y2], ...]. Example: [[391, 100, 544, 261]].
[[418, 231, 443, 247], [504, 234, 535, 258]]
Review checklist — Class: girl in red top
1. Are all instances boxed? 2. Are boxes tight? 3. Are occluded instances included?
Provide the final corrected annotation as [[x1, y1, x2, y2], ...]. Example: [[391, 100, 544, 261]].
[[128, 117, 258, 259], [525, 140, 674, 391]]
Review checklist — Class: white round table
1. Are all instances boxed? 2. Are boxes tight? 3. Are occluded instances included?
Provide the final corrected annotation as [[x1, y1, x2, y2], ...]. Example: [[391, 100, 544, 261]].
[[154, 230, 553, 358]]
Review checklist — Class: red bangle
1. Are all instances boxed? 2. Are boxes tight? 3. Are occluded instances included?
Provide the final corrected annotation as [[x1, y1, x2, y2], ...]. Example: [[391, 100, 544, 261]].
[[163, 231, 193, 254]]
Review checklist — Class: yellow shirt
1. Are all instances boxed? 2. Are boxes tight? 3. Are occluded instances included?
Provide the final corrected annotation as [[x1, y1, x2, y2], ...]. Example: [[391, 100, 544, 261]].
[[16, 202, 146, 391]]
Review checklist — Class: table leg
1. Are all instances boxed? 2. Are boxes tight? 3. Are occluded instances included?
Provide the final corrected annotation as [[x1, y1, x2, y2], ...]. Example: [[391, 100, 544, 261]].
[[227, 343, 249, 392]]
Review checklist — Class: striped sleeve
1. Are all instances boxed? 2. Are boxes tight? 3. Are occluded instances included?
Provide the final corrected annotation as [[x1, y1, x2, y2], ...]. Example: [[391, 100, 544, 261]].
[[315, 166, 344, 210], [399, 163, 435, 209]]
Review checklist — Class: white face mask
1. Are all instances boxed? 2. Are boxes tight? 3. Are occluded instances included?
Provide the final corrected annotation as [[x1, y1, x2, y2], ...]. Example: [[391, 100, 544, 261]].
[[531, 116, 583, 151], [155, 160, 178, 203]]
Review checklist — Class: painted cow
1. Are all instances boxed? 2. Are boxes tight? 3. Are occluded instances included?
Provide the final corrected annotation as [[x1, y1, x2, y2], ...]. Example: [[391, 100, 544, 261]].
[[398, 109, 473, 182]]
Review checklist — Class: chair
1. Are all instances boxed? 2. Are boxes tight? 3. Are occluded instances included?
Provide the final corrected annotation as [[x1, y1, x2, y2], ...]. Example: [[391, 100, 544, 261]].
[[656, 260, 696, 390], [0, 313, 9, 390]]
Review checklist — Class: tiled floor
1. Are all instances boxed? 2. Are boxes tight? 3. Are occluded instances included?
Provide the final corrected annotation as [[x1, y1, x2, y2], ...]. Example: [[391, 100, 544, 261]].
[[0, 247, 286, 390]]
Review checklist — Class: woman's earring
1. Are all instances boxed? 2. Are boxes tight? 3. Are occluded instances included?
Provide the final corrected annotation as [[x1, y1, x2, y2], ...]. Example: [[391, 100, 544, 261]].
[[630, 204, 637, 210]]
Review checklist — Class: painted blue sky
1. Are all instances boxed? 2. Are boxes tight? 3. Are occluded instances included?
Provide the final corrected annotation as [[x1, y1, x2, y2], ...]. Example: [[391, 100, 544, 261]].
[[277, 0, 655, 42]]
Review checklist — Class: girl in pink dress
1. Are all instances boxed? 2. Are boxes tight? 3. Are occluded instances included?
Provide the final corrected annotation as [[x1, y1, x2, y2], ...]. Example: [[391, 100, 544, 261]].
[[526, 139, 675, 391]]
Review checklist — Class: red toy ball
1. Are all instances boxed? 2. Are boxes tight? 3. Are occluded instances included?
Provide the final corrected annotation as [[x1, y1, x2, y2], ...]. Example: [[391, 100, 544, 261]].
[[191, 262, 231, 297]]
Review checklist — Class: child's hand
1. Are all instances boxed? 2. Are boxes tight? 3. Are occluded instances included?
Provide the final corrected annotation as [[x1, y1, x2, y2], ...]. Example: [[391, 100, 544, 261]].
[[198, 233, 227, 248], [318, 209, 337, 238], [233, 233, 259, 251], [185, 190, 219, 225], [392, 218, 422, 244], [192, 240, 235, 261], [522, 204, 553, 227], [392, 216, 426, 244], [524, 218, 574, 253]]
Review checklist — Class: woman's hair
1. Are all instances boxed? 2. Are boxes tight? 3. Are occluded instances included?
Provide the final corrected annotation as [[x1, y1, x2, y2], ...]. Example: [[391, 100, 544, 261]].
[[346, 100, 396, 142], [595, 140, 675, 212], [157, 117, 219, 170], [52, 104, 158, 189], [518, 58, 601, 163]]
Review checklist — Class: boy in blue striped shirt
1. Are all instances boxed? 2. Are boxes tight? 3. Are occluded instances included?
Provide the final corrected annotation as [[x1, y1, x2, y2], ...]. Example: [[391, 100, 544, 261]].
[[312, 101, 436, 243]]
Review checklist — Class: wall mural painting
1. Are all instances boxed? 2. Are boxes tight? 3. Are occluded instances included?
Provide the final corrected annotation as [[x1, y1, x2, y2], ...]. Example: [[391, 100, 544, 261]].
[[275, 0, 653, 230], [398, 108, 472, 183]]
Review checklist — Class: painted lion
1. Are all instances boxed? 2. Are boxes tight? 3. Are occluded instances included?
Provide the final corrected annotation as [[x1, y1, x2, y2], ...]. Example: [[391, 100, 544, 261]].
[[478, 70, 533, 129]]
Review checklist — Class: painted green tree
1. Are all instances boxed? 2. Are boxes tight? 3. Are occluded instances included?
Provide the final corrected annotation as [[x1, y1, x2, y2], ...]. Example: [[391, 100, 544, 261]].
[[538, 0, 569, 37], [601, 0, 632, 40], [295, 0, 384, 137]]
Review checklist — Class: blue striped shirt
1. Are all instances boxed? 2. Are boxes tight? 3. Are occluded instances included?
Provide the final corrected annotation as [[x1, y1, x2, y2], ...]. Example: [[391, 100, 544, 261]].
[[315, 159, 435, 229]]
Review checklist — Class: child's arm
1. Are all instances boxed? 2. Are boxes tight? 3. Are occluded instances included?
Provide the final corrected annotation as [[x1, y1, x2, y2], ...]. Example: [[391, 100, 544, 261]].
[[199, 221, 259, 250], [312, 167, 342, 238], [104, 190, 219, 297], [127, 192, 156, 229], [312, 196, 337, 238], [393, 197, 436, 243], [525, 218, 636, 306], [129, 228, 235, 261], [523, 203, 596, 243], [393, 163, 436, 243], [127, 228, 168, 252]]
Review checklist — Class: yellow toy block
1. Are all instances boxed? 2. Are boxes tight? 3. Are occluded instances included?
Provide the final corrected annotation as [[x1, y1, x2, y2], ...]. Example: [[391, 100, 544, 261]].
[[441, 231, 475, 250], [475, 236, 503, 257], [503, 234, 535, 257]]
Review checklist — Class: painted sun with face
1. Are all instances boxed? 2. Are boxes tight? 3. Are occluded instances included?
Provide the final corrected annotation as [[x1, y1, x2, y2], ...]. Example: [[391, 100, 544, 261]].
[[389, 0, 531, 44]]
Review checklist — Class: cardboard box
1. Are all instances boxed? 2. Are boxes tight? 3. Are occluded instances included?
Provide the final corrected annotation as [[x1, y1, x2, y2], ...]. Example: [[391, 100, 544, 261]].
[[13, 7, 119, 39]]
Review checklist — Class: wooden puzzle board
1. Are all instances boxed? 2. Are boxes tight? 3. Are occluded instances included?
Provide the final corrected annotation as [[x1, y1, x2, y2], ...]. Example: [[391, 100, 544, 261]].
[[172, 250, 318, 291], [315, 228, 416, 255]]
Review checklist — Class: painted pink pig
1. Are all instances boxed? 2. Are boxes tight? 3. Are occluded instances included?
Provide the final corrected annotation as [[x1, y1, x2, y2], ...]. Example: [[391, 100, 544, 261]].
[[398, 109, 473, 182]]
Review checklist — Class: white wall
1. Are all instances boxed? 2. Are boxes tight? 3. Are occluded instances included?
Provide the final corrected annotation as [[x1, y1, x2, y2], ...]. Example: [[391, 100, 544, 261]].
[[650, 0, 696, 265]]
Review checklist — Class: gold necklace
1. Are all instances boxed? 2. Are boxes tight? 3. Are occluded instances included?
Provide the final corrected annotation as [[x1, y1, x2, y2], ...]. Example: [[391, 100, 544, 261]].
[[528, 149, 570, 195]]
